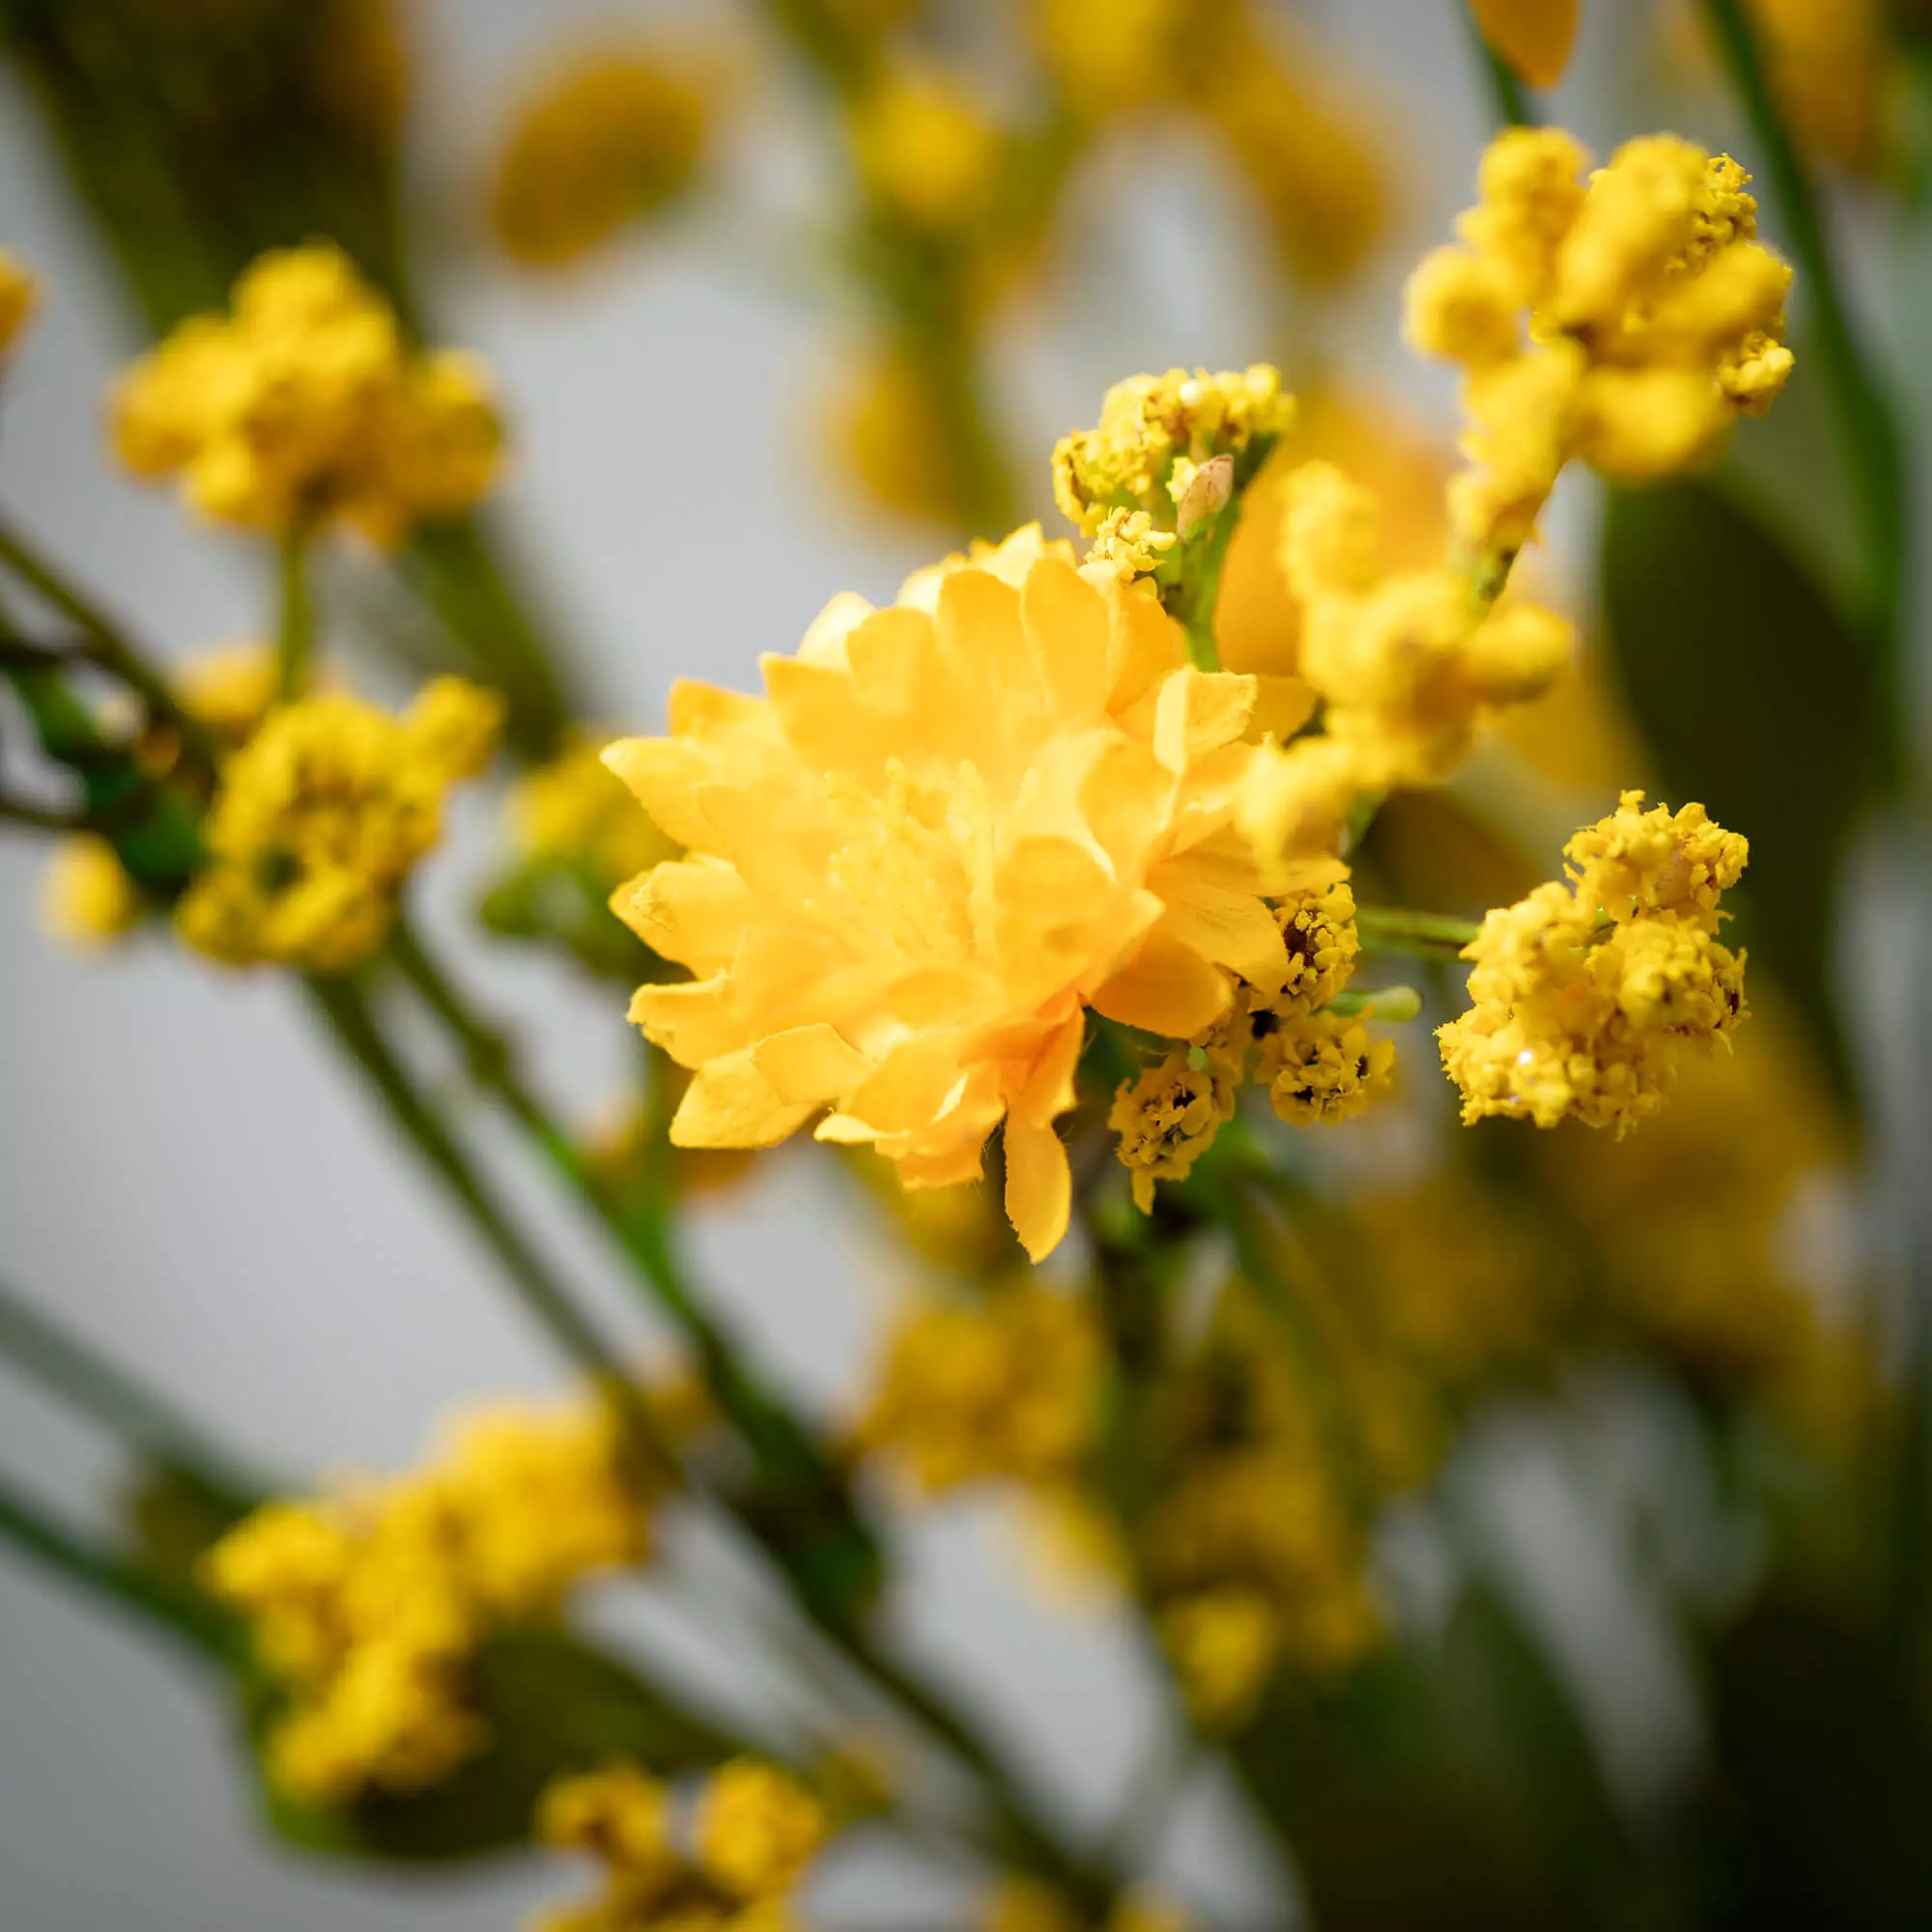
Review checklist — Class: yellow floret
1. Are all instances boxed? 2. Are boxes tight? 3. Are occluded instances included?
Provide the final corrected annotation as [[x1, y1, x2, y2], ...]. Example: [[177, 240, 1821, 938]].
[[0, 249, 39, 355], [39, 837, 141, 951]]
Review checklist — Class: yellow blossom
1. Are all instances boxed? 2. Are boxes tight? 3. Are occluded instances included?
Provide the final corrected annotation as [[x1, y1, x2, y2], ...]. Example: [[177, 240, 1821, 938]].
[[603, 522, 1340, 1262], [1439, 791, 1749, 1135], [1407, 128, 1796, 554], [696, 1761, 829, 1898], [824, 344, 957, 526], [491, 48, 712, 270], [541, 1759, 676, 1875], [848, 67, 1001, 233], [1470, 0, 1581, 89], [509, 734, 677, 895], [855, 1284, 1101, 1496], [1034, 0, 1188, 118], [1257, 1009, 1396, 1126], [39, 837, 142, 952], [176, 677, 500, 973], [0, 249, 39, 355], [1109, 1044, 1240, 1211], [206, 1385, 662, 1804], [1086, 506, 1177, 580], [113, 242, 504, 544], [1748, 0, 1889, 175], [172, 641, 283, 743]]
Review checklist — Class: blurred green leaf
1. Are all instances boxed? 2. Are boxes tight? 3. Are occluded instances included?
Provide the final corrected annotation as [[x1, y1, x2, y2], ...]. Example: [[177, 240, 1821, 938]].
[[1601, 477, 1871, 1093], [246, 1626, 748, 1864]]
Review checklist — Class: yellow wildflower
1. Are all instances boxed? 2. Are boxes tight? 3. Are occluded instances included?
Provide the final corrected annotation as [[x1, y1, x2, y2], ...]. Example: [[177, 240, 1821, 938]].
[[172, 641, 282, 743], [855, 1284, 1101, 1496], [1034, 0, 1188, 119], [849, 67, 1001, 233], [541, 1759, 677, 1875], [824, 344, 956, 526], [113, 242, 503, 544], [509, 734, 677, 895], [39, 837, 142, 952], [1109, 1042, 1241, 1211], [1257, 1009, 1396, 1126], [1439, 791, 1749, 1135], [176, 677, 500, 973], [696, 1761, 829, 1898], [206, 1385, 661, 1804], [491, 47, 712, 270], [603, 522, 1339, 1262], [1086, 506, 1177, 581], [1748, 0, 1889, 175], [1407, 128, 1795, 554], [0, 249, 38, 355], [1470, 0, 1581, 89]]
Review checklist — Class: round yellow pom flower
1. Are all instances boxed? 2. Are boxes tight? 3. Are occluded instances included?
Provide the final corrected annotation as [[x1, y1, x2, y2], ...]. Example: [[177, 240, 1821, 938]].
[[112, 242, 503, 545], [1438, 791, 1749, 1134], [848, 66, 1001, 233], [696, 1760, 829, 1898], [39, 837, 141, 952], [0, 249, 39, 355], [604, 525, 1338, 1261], [490, 47, 712, 270]]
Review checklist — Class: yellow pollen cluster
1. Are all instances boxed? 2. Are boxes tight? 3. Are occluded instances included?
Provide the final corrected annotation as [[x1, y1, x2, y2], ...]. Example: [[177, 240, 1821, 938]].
[[533, 1757, 830, 1932], [848, 67, 1002, 234], [1053, 365, 1294, 536], [1439, 791, 1750, 1135], [0, 249, 38, 355], [1406, 129, 1796, 554], [176, 677, 500, 973], [604, 522, 1345, 1262], [1280, 459, 1575, 787], [854, 1283, 1101, 1496], [113, 242, 504, 544], [204, 1390, 657, 1804], [491, 50, 712, 270]]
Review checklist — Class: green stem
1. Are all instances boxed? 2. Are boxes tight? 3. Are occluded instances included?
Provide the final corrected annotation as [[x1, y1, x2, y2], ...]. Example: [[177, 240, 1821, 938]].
[[1355, 905, 1483, 960], [0, 1277, 259, 1506], [0, 793, 81, 833], [1464, 12, 1537, 128], [275, 524, 313, 702], [0, 509, 220, 770], [300, 972, 675, 1481], [1702, 0, 1908, 781], [0, 1472, 234, 1660]]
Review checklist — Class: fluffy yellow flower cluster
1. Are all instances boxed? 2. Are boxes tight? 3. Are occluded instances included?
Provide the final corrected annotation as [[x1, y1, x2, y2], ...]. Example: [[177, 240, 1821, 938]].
[[0, 248, 38, 355], [113, 242, 503, 543], [1278, 459, 1574, 787], [491, 50, 712, 270], [605, 524, 1340, 1261], [849, 65, 1002, 235], [205, 1392, 659, 1804], [983, 1876, 1193, 1932], [509, 734, 678, 896], [533, 1757, 830, 1932], [1406, 128, 1795, 555], [178, 677, 500, 972], [854, 1283, 1101, 1496], [1439, 791, 1749, 1134]]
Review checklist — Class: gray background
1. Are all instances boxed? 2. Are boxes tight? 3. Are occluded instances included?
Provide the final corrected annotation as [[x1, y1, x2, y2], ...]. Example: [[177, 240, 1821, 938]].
[[0, 4, 1662, 1926]]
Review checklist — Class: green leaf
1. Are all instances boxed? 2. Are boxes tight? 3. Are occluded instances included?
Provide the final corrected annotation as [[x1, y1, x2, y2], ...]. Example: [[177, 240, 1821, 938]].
[[1600, 477, 1872, 1093], [244, 1626, 749, 1865]]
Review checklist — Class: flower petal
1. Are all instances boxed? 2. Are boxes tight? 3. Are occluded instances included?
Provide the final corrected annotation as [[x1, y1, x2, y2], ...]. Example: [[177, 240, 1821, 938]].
[[752, 1023, 874, 1103], [1090, 927, 1233, 1037], [1004, 1114, 1071, 1262], [671, 1048, 816, 1148]]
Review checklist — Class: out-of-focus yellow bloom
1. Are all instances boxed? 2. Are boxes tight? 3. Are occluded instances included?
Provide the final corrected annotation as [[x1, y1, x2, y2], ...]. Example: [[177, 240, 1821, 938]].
[[849, 66, 1001, 233], [176, 677, 500, 972], [0, 250, 39, 355], [533, 1756, 831, 1932], [1279, 460, 1574, 787], [312, 0, 412, 143], [1034, 0, 1188, 118], [172, 641, 283, 743], [855, 1283, 1101, 1497], [1471, 0, 1581, 89], [509, 734, 677, 895], [490, 47, 712, 270], [1407, 129, 1795, 555], [113, 242, 503, 544], [824, 344, 957, 526], [604, 521, 1344, 1262], [982, 1877, 1196, 1932], [205, 1386, 661, 1804], [39, 837, 142, 951], [1439, 791, 1749, 1134], [1748, 0, 1889, 175]]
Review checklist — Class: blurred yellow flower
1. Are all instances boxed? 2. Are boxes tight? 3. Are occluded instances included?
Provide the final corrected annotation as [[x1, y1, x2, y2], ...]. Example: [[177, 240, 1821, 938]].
[[113, 242, 503, 544], [696, 1759, 829, 1898], [1470, 0, 1581, 88], [176, 676, 500, 972], [39, 836, 141, 952], [849, 66, 1001, 233], [509, 733, 677, 894], [605, 523, 1340, 1261], [490, 47, 713, 270], [824, 343, 957, 526], [0, 249, 39, 355]]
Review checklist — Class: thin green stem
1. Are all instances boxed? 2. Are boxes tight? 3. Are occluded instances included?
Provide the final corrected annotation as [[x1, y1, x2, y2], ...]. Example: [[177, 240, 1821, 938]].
[[0, 509, 221, 770], [1355, 905, 1482, 960], [0, 1472, 234, 1660], [0, 1277, 259, 1506], [1702, 0, 1908, 781], [275, 524, 313, 702]]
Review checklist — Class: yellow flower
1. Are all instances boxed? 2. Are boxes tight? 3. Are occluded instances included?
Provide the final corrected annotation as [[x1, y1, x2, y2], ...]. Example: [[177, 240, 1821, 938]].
[[509, 733, 677, 893], [1406, 128, 1795, 555], [823, 344, 957, 526], [855, 1283, 1101, 1495], [1258, 1009, 1396, 1126], [1034, 0, 1188, 118], [540, 1759, 676, 1875], [696, 1761, 828, 1898], [604, 523, 1338, 1261], [0, 249, 39, 355], [848, 66, 1001, 232], [1439, 791, 1749, 1134], [1747, 0, 1889, 175], [172, 641, 283, 743], [1110, 1044, 1241, 1211], [112, 242, 504, 544], [490, 47, 713, 270], [177, 677, 500, 973], [39, 837, 141, 951], [1470, 0, 1581, 89]]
